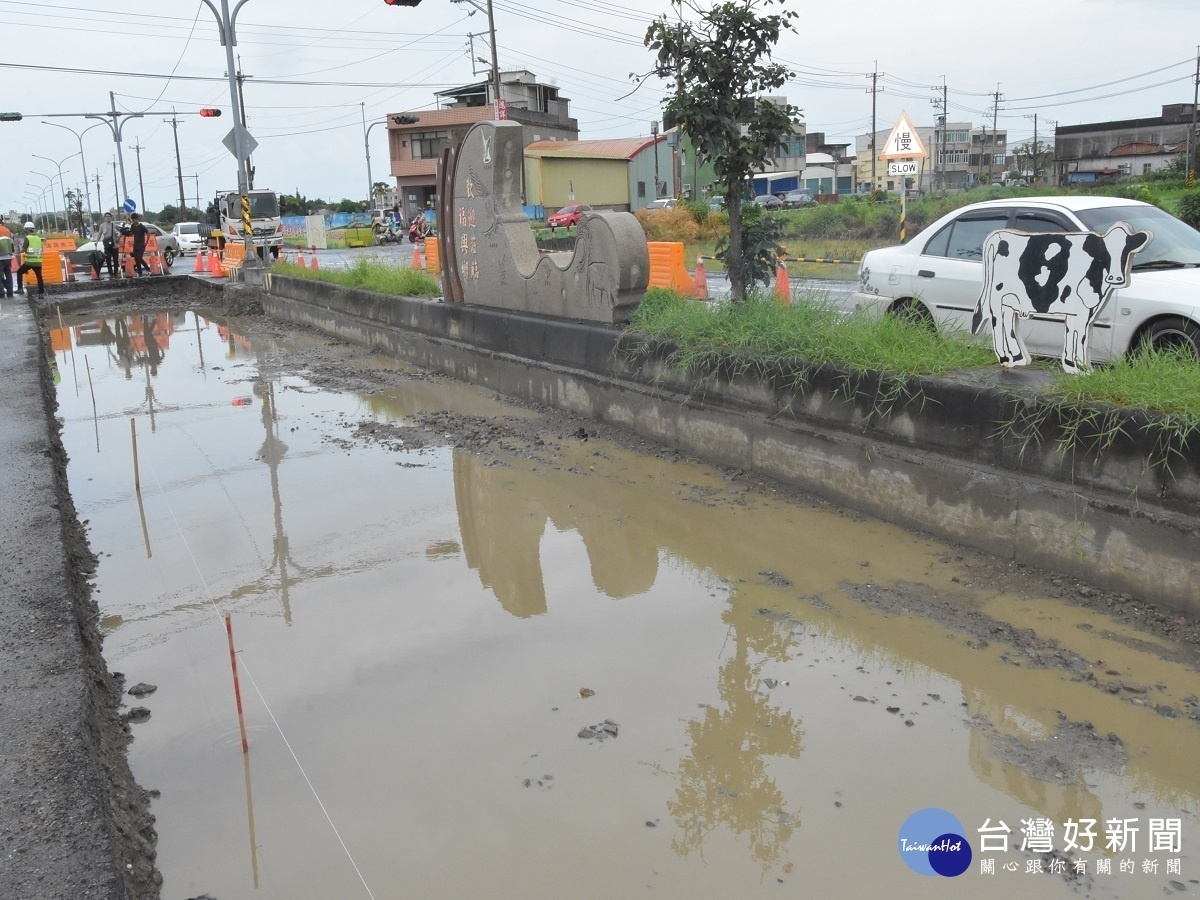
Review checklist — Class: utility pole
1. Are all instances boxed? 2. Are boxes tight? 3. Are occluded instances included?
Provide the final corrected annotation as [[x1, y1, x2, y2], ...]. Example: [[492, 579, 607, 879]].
[[931, 77, 947, 193], [165, 108, 188, 213], [1189, 47, 1199, 189], [236, 55, 254, 189], [111, 158, 119, 211], [987, 85, 1002, 185], [1031, 112, 1038, 185], [192, 175, 200, 212], [486, 0, 501, 118], [941, 79, 948, 193], [978, 124, 988, 184], [133, 140, 146, 213], [93, 169, 102, 214], [867, 63, 880, 196]]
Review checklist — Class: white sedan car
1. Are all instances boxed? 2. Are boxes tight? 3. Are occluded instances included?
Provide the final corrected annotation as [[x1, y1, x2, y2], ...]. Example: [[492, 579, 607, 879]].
[[171, 221, 208, 255], [844, 197, 1200, 361]]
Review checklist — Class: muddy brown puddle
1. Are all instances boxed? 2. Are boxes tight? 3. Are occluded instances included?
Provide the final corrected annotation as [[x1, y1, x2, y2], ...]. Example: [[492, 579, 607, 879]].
[[50, 309, 1200, 899]]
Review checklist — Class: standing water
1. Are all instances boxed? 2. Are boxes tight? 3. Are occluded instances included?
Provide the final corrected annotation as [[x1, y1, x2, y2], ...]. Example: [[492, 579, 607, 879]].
[[50, 308, 1200, 899]]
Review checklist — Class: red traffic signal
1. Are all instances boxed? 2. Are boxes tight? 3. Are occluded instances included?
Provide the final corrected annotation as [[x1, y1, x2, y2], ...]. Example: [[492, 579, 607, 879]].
[[384, 0, 423, 6], [390, 114, 420, 125], [199, 108, 223, 118]]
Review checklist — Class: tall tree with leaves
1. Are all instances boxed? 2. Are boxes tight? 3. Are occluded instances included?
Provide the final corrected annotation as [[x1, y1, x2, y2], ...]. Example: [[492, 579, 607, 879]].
[[644, 0, 799, 300]]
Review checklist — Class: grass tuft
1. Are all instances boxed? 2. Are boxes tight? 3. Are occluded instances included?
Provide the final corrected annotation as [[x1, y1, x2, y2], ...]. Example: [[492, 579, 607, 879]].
[[1048, 347, 1200, 419], [273, 256, 440, 296]]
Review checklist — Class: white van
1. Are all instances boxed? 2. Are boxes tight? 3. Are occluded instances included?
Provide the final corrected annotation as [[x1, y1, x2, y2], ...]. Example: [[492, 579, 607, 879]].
[[172, 222, 207, 255]]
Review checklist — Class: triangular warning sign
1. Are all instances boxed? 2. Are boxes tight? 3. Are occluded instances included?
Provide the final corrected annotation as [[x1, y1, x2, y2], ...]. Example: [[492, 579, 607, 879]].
[[879, 110, 928, 160]]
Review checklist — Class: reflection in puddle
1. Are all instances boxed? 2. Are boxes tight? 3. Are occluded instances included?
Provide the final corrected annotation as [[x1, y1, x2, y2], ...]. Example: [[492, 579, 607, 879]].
[[51, 309, 1199, 899]]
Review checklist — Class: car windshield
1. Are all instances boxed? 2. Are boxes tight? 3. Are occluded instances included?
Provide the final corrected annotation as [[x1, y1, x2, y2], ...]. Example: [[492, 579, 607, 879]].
[[1075, 205, 1200, 266], [177, 223, 199, 234], [247, 193, 280, 218]]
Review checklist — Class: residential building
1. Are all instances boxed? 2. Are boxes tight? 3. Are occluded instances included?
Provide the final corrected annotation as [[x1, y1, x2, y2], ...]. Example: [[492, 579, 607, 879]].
[[387, 70, 579, 219], [1054, 104, 1197, 184]]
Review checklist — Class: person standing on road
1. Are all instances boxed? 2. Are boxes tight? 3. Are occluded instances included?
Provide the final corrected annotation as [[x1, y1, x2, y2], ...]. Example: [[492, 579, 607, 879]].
[[0, 226, 15, 299], [15, 222, 44, 297], [129, 213, 150, 277], [98, 212, 120, 279]]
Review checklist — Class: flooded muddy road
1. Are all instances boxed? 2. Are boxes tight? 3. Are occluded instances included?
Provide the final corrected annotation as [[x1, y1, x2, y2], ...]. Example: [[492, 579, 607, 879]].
[[49, 301, 1200, 899]]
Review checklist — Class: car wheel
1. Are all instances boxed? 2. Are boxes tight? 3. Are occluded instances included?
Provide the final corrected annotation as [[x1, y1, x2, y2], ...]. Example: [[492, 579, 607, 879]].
[[1136, 317, 1200, 358], [163, 248, 176, 268], [888, 298, 936, 331]]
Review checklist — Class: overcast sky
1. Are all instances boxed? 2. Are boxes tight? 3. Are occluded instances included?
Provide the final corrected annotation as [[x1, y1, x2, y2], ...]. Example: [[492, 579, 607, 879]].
[[5, 0, 1200, 217]]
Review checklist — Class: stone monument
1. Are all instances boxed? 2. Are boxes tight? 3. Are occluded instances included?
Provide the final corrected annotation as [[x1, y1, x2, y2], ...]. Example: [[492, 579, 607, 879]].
[[435, 121, 648, 324]]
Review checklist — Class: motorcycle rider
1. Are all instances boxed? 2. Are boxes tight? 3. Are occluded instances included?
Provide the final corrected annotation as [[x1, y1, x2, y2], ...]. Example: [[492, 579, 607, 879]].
[[409, 209, 431, 243]]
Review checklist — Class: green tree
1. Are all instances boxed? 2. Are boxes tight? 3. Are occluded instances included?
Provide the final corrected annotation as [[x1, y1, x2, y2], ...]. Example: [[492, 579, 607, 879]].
[[64, 190, 85, 233], [1011, 139, 1053, 184], [644, 0, 799, 300]]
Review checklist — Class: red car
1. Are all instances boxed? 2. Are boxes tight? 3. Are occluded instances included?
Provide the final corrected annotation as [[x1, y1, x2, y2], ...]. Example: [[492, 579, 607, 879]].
[[547, 204, 592, 228]]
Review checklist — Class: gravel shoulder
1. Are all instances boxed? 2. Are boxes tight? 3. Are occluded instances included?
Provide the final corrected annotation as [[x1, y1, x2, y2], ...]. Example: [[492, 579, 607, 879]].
[[0, 298, 158, 899]]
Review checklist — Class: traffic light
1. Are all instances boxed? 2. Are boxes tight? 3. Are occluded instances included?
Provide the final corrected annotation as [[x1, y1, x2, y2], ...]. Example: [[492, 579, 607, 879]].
[[384, 0, 423, 6], [0, 112, 22, 122], [391, 114, 420, 125], [199, 108, 223, 118]]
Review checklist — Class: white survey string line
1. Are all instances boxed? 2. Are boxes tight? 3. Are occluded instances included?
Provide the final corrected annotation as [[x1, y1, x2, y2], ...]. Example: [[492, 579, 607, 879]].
[[141, 451, 377, 900]]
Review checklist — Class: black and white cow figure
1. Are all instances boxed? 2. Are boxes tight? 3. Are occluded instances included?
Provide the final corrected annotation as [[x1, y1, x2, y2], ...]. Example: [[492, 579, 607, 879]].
[[970, 223, 1152, 373]]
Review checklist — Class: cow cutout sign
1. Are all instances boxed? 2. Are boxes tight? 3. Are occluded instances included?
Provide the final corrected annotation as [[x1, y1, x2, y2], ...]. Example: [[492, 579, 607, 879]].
[[970, 223, 1152, 373]]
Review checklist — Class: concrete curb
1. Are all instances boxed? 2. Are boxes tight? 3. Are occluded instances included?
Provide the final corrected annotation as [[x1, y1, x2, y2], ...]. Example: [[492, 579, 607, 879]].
[[258, 274, 1200, 613]]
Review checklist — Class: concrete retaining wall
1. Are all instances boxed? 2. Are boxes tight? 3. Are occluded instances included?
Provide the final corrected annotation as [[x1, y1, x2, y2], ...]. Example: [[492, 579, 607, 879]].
[[262, 274, 1200, 614]]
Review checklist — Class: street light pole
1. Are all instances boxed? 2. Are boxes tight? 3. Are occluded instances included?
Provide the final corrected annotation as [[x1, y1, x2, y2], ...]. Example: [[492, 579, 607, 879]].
[[363, 102, 373, 207], [42, 121, 103, 229], [199, 0, 251, 195], [30, 174, 57, 229]]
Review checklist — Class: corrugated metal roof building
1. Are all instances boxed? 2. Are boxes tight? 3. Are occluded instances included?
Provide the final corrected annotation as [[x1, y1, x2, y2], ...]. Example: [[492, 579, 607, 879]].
[[523, 136, 672, 213]]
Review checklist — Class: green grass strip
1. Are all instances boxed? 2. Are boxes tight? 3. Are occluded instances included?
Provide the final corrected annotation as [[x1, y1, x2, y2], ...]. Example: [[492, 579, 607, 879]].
[[274, 257, 440, 296], [628, 287, 996, 377]]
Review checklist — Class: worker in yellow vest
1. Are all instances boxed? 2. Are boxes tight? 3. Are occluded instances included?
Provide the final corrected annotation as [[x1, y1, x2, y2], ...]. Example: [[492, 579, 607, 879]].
[[0, 227, 14, 298], [15, 222, 44, 297]]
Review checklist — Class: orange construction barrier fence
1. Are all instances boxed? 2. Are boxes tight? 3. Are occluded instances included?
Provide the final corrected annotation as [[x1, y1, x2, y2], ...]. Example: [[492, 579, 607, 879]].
[[220, 242, 248, 276], [646, 241, 694, 295]]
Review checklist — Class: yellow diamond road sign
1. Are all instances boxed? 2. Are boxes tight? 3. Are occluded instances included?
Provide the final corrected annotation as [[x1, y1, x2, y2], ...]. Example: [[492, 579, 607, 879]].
[[879, 110, 927, 161]]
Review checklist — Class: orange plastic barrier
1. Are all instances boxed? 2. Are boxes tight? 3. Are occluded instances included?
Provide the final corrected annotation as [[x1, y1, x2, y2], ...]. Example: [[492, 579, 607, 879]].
[[646, 242, 694, 295], [221, 242, 247, 275], [424, 236, 440, 273], [43, 239, 77, 253]]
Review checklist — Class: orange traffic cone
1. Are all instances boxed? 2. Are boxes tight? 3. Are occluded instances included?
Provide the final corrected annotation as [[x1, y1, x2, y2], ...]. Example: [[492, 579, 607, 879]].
[[412, 244, 422, 269], [774, 252, 791, 305], [194, 249, 206, 273], [296, 248, 307, 269], [208, 247, 225, 278], [309, 245, 319, 270], [693, 255, 708, 300]]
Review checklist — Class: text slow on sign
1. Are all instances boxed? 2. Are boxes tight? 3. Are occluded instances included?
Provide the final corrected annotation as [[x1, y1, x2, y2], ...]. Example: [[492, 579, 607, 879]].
[[888, 160, 919, 176]]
